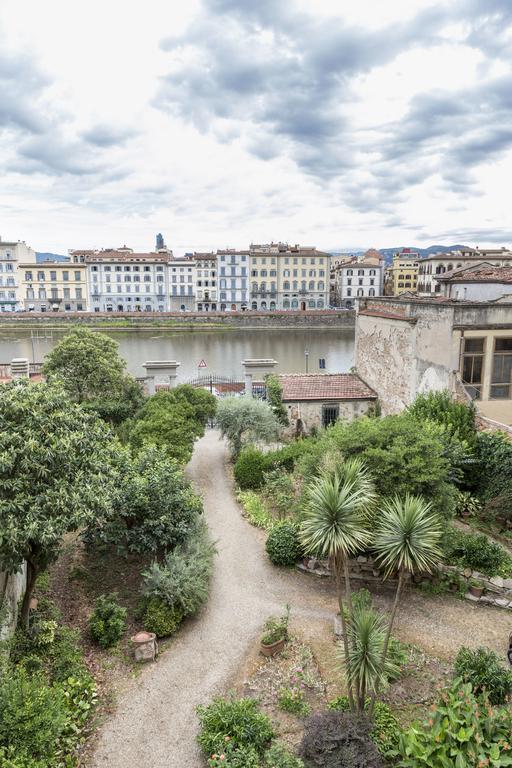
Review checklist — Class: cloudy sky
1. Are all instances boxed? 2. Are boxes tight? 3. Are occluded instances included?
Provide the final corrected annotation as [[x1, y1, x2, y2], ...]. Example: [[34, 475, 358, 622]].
[[1, 0, 511, 254]]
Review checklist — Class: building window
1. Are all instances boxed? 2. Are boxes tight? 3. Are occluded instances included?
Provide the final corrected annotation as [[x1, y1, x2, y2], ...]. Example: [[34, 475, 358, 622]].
[[491, 338, 512, 399], [322, 404, 339, 428], [37, 271, 45, 281], [461, 337, 485, 399]]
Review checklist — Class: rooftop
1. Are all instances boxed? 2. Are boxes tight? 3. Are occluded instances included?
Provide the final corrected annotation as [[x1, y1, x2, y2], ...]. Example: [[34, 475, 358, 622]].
[[85, 251, 172, 263], [438, 266, 512, 284], [278, 373, 377, 401]]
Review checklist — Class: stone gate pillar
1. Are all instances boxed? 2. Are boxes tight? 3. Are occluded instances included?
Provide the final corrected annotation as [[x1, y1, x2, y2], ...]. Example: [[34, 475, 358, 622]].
[[142, 361, 181, 395], [241, 359, 278, 395]]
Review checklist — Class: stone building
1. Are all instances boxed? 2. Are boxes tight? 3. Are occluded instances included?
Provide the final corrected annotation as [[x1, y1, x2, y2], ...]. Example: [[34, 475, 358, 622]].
[[333, 250, 384, 308], [168, 255, 196, 311], [385, 249, 420, 296], [0, 237, 36, 312], [194, 252, 218, 311], [436, 264, 512, 301], [20, 261, 88, 312], [354, 296, 512, 426], [417, 247, 512, 296], [278, 373, 378, 434], [217, 249, 249, 310]]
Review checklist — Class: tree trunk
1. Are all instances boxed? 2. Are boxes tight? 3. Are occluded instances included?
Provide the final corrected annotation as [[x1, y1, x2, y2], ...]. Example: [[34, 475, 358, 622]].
[[20, 560, 39, 631], [334, 553, 355, 712], [368, 569, 405, 717]]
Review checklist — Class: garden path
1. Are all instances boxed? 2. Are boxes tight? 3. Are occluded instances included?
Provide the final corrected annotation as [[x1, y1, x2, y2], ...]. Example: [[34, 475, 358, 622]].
[[90, 430, 512, 768]]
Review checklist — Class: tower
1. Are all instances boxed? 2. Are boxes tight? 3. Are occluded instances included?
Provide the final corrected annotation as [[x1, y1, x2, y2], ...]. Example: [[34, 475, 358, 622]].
[[156, 233, 165, 251]]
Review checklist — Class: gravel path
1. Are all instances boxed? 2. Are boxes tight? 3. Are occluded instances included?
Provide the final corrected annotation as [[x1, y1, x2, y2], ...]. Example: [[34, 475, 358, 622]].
[[90, 430, 512, 767], [90, 430, 334, 768]]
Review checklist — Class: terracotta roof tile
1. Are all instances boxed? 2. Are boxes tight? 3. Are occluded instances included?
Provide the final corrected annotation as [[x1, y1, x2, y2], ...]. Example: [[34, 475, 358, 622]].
[[278, 373, 377, 401], [440, 266, 512, 284]]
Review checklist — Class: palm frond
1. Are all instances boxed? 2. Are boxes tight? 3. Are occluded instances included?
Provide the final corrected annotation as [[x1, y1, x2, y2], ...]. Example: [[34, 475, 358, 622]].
[[342, 604, 398, 695]]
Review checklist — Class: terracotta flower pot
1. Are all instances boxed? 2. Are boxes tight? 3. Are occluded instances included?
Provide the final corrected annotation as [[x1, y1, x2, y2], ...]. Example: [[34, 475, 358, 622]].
[[469, 584, 484, 598], [260, 637, 286, 657]]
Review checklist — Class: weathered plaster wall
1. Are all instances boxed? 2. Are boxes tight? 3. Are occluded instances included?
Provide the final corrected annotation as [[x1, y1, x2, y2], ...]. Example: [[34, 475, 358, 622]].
[[284, 398, 374, 434]]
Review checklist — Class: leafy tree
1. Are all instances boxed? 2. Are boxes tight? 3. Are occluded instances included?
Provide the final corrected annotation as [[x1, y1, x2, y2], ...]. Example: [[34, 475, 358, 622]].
[[0, 381, 117, 627], [128, 386, 216, 464], [42, 327, 143, 423], [265, 374, 289, 426], [84, 445, 202, 555], [407, 390, 477, 448], [473, 430, 512, 500], [300, 459, 376, 711], [370, 494, 442, 713], [216, 395, 279, 457]]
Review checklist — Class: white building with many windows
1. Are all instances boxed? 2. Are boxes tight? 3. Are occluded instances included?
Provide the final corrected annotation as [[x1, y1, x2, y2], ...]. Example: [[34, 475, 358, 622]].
[[334, 255, 384, 308], [169, 256, 196, 311], [70, 247, 172, 312], [0, 237, 36, 311], [217, 249, 249, 310], [194, 252, 218, 310]]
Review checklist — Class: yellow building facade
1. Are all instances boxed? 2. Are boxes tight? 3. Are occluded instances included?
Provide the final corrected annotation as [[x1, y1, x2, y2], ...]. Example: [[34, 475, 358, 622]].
[[387, 251, 420, 295], [20, 262, 88, 312]]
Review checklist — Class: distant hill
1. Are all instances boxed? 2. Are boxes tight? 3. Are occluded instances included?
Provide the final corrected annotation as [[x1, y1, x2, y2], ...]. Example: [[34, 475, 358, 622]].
[[36, 252, 69, 263], [329, 245, 468, 266]]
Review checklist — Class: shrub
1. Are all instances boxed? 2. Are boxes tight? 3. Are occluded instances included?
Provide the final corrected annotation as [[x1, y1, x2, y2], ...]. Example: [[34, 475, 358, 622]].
[[197, 697, 274, 756], [327, 698, 400, 760], [454, 646, 512, 705], [264, 742, 304, 768], [237, 490, 274, 529], [143, 598, 184, 637], [481, 492, 512, 530], [141, 523, 215, 615], [266, 374, 289, 426], [88, 593, 127, 649], [266, 522, 302, 566], [442, 528, 512, 576], [474, 430, 512, 500], [261, 607, 290, 646], [208, 742, 261, 767], [299, 710, 383, 768], [408, 390, 477, 447], [216, 395, 280, 457], [278, 686, 310, 716], [234, 446, 269, 490], [454, 490, 482, 518], [399, 680, 512, 766], [0, 668, 68, 766], [263, 469, 299, 519]]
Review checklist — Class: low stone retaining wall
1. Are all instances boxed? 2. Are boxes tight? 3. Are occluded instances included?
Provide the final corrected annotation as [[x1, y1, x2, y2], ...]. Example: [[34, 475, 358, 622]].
[[299, 555, 512, 610]]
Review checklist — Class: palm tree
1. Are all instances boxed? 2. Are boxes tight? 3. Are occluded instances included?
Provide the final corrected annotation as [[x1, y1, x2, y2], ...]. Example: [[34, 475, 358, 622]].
[[369, 493, 442, 713], [346, 603, 399, 713], [300, 457, 376, 710]]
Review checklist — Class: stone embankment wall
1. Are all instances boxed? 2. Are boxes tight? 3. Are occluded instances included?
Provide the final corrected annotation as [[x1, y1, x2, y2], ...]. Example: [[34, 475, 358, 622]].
[[0, 310, 355, 330], [0, 566, 26, 642], [299, 555, 512, 611]]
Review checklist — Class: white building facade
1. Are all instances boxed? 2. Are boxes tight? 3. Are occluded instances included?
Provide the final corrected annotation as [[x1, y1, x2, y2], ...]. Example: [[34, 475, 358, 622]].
[[169, 256, 196, 311], [0, 238, 36, 311], [335, 258, 384, 308], [194, 253, 218, 311], [417, 248, 512, 296], [217, 250, 249, 310]]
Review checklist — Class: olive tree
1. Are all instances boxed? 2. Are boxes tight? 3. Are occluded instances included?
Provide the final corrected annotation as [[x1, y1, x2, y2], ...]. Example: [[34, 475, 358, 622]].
[[0, 381, 118, 627], [216, 395, 280, 457]]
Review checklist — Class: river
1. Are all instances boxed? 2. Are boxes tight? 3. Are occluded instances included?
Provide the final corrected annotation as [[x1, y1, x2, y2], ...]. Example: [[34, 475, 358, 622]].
[[0, 327, 355, 381]]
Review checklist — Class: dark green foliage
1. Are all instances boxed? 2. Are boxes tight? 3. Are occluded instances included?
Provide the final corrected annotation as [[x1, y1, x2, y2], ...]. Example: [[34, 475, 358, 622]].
[[264, 743, 304, 768], [265, 522, 303, 566], [327, 697, 401, 760], [266, 374, 289, 426], [399, 680, 512, 766], [128, 385, 216, 464], [234, 446, 269, 489], [141, 522, 215, 615], [263, 469, 300, 519], [442, 528, 512, 576], [482, 493, 512, 529], [197, 697, 274, 756], [85, 445, 202, 555], [89, 593, 127, 649], [143, 599, 184, 637], [473, 431, 512, 500], [454, 646, 512, 705], [299, 710, 383, 768], [408, 390, 477, 447], [208, 743, 261, 767]]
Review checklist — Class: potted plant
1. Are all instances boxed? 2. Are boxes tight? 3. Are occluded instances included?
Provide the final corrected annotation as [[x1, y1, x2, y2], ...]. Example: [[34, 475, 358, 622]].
[[469, 579, 485, 598], [260, 606, 290, 657]]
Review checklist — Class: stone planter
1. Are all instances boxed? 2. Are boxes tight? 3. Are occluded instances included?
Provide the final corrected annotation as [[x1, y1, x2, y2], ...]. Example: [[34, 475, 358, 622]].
[[131, 631, 158, 663], [260, 637, 286, 657], [469, 584, 484, 598]]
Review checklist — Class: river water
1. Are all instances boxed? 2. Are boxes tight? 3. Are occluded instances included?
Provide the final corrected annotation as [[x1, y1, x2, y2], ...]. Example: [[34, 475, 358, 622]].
[[0, 327, 355, 381]]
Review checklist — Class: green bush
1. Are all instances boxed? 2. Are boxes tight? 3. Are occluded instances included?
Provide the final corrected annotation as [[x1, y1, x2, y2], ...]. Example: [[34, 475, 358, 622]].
[[399, 680, 512, 766], [88, 593, 127, 649], [265, 522, 302, 566], [264, 742, 304, 767], [454, 646, 512, 705], [278, 686, 310, 716], [197, 697, 274, 756], [143, 598, 184, 638], [207, 742, 261, 767], [234, 446, 269, 490], [0, 668, 68, 766], [442, 528, 512, 576], [327, 698, 400, 760], [408, 390, 477, 447], [263, 469, 299, 519], [299, 710, 383, 767], [266, 374, 289, 426], [141, 523, 215, 615], [238, 490, 274, 529], [474, 431, 512, 500]]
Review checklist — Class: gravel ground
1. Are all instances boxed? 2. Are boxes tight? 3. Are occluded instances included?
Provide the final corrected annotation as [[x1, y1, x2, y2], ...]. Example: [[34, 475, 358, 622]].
[[89, 429, 512, 767]]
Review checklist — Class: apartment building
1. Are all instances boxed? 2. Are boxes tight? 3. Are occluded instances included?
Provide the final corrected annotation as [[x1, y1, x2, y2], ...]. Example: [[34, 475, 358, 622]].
[[217, 250, 248, 310], [0, 238, 36, 311], [249, 244, 278, 310], [332, 249, 384, 307], [194, 252, 217, 310], [169, 256, 196, 311], [20, 262, 87, 311], [69, 247, 172, 312], [417, 247, 512, 296], [436, 264, 512, 301], [385, 249, 420, 295], [249, 243, 329, 310]]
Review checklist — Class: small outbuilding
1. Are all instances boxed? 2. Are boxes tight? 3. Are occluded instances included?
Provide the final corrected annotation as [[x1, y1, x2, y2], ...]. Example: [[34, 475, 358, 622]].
[[278, 373, 378, 435]]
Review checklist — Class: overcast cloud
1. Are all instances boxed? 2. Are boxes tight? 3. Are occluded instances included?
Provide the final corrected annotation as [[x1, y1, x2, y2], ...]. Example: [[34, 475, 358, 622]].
[[0, 0, 511, 253]]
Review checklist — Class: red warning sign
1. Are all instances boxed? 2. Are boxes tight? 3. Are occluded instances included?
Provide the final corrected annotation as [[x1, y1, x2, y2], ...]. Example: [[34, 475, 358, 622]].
[[198, 359, 207, 368]]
